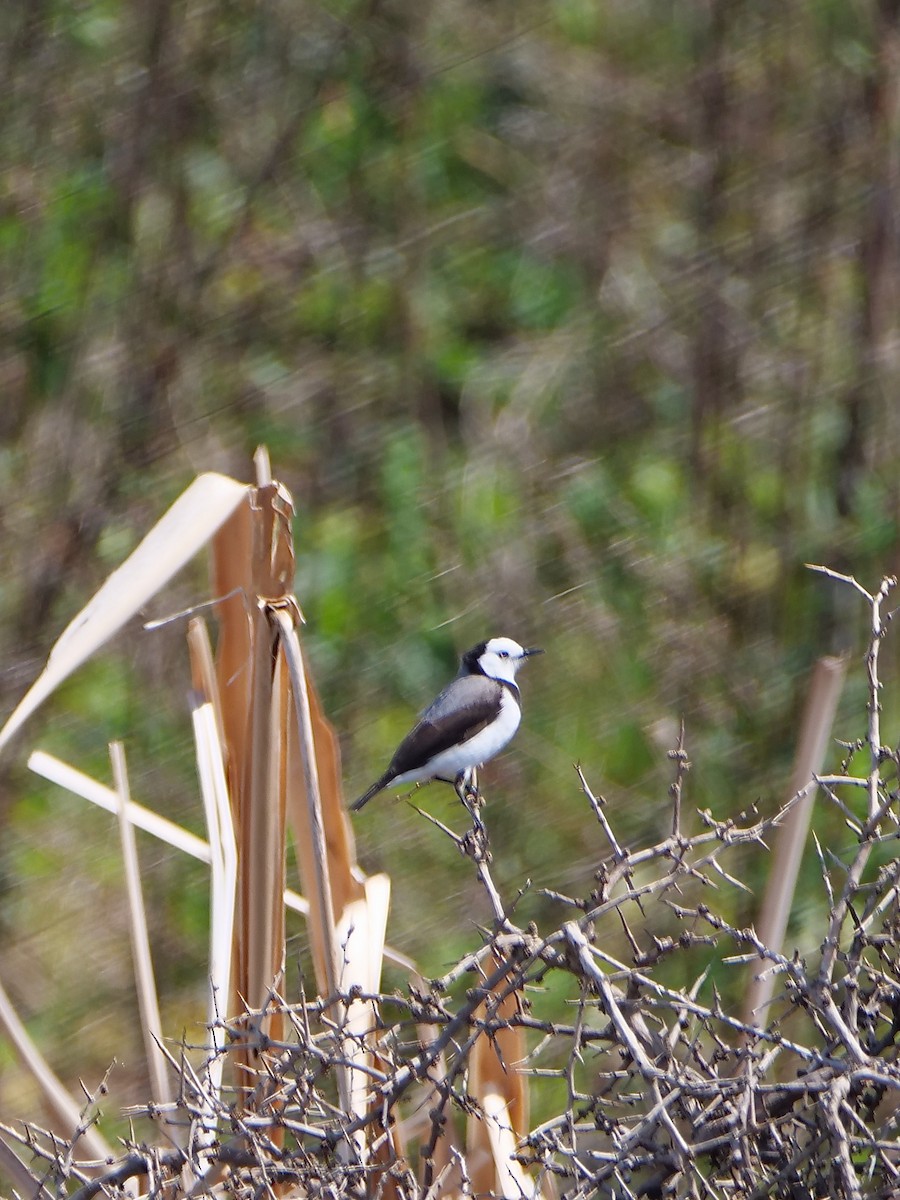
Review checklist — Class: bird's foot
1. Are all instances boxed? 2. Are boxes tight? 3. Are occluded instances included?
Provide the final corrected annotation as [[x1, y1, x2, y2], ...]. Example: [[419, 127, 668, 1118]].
[[456, 782, 485, 820], [455, 770, 484, 810]]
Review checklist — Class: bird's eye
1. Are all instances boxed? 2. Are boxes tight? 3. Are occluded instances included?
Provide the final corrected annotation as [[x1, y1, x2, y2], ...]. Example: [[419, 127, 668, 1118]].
[[498, 650, 509, 658]]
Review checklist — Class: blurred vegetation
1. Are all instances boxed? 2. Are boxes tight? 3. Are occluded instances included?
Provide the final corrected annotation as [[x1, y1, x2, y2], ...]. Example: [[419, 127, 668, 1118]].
[[1, 0, 900, 1127]]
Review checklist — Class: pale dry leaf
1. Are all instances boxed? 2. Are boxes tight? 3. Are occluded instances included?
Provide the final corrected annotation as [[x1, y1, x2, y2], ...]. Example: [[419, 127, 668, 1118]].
[[0, 472, 250, 753]]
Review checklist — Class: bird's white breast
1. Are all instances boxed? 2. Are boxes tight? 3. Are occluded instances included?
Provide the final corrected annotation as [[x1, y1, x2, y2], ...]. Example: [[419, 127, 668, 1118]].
[[395, 688, 522, 786]]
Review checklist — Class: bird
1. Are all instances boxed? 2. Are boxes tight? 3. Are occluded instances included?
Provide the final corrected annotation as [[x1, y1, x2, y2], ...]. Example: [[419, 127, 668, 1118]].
[[350, 636, 542, 811]]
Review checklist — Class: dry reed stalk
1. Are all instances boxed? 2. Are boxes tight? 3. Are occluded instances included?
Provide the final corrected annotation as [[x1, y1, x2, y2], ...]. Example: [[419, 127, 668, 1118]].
[[189, 698, 237, 1134], [0, 976, 117, 1167], [743, 655, 846, 1030], [110, 741, 172, 1111], [209, 473, 294, 1093], [466, 950, 531, 1197]]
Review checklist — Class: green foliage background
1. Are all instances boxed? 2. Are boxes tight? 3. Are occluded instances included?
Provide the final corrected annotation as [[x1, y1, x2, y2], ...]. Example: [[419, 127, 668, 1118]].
[[2, 0, 900, 1123]]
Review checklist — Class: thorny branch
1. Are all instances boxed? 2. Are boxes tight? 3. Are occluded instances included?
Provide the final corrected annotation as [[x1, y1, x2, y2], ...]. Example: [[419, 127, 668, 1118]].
[[11, 573, 900, 1199]]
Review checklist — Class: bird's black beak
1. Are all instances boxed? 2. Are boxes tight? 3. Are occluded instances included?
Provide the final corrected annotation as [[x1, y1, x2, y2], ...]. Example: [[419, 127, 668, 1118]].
[[522, 646, 543, 658]]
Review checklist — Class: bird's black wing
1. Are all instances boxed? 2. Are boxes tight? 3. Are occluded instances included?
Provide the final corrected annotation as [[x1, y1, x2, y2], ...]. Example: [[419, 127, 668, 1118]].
[[387, 675, 504, 777]]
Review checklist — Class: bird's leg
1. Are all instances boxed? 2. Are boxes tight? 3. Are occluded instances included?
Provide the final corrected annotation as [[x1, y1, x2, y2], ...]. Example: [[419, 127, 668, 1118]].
[[455, 767, 483, 810], [455, 769, 491, 860]]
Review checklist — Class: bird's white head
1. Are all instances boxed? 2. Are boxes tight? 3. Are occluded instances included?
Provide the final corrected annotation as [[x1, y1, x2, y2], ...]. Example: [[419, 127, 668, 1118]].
[[464, 636, 543, 684]]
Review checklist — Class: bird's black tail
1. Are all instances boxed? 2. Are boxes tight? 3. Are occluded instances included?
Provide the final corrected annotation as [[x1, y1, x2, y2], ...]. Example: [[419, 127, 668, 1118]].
[[350, 771, 394, 812]]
